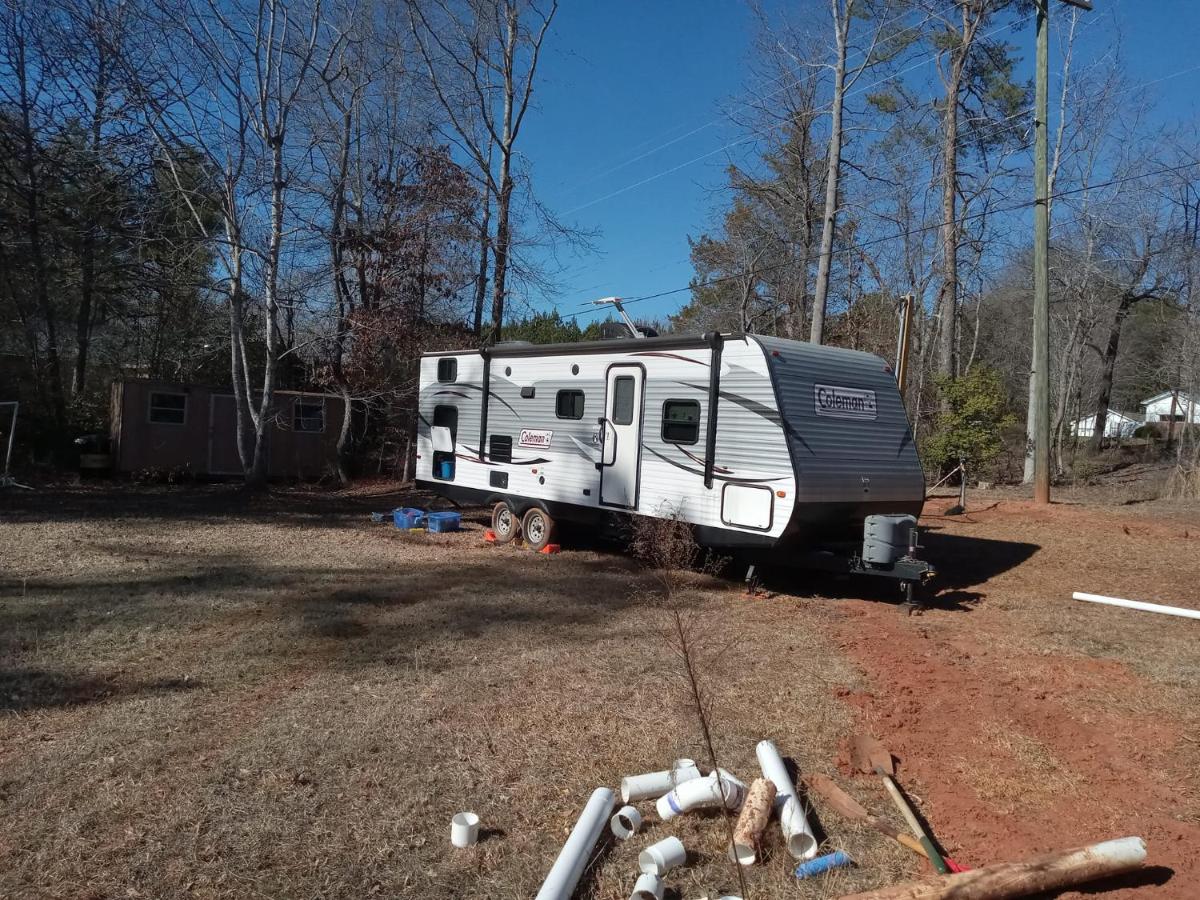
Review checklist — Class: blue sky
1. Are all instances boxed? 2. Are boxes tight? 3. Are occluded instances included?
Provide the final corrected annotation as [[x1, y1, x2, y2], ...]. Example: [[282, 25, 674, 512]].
[[516, 0, 1200, 330]]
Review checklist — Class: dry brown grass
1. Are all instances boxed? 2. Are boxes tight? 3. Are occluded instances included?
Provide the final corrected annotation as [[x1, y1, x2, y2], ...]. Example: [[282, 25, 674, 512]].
[[0, 486, 913, 899]]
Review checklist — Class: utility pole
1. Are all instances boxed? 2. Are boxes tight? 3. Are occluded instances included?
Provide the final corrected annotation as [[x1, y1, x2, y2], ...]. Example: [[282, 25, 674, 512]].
[[1032, 0, 1091, 506]]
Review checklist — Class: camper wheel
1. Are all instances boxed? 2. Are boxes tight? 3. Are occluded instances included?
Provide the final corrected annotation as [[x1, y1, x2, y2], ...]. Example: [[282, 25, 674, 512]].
[[492, 502, 519, 544], [521, 507, 557, 551]]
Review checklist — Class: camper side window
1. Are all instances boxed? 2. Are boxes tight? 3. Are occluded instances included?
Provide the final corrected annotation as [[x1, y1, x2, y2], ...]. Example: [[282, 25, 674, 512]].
[[555, 390, 585, 419], [148, 392, 187, 425], [437, 358, 457, 383], [293, 400, 324, 432], [662, 399, 700, 445]]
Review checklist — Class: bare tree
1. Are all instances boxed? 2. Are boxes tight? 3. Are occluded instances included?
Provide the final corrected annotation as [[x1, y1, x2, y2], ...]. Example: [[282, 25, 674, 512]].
[[0, 1, 66, 425], [132, 0, 337, 488], [408, 0, 557, 342], [809, 0, 897, 345]]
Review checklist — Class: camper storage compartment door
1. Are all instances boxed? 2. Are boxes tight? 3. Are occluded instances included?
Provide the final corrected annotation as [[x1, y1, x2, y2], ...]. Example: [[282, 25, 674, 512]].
[[721, 483, 774, 530]]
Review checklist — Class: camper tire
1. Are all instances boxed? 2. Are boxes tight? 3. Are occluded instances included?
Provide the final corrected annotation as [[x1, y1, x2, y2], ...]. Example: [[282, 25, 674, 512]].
[[521, 507, 557, 552], [492, 502, 519, 544]]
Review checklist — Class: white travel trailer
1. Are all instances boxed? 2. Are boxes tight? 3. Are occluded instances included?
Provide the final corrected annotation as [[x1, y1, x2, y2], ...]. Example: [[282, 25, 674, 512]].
[[416, 332, 933, 598]]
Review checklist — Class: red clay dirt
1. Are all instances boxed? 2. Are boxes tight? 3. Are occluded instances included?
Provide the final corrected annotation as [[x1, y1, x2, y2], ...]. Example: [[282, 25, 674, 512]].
[[829, 495, 1200, 898]]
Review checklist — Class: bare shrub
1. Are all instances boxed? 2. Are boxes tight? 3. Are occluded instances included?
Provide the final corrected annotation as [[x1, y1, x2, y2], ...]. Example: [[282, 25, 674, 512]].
[[1162, 464, 1200, 500], [628, 510, 747, 897]]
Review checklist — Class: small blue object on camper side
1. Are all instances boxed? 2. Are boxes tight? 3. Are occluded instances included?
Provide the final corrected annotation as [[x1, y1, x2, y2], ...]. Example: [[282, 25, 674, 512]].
[[393, 508, 425, 530], [424, 511, 461, 533]]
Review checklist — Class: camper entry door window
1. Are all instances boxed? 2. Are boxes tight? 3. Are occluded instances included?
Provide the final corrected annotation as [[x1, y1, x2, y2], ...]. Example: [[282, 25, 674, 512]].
[[599, 366, 644, 508]]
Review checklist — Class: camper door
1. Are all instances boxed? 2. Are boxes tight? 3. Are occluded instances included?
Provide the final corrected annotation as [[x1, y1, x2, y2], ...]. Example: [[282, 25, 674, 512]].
[[599, 365, 644, 508]]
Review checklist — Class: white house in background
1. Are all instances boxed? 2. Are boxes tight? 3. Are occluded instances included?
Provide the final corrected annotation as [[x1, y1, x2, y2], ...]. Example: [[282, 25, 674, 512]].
[[1072, 409, 1142, 439], [1139, 390, 1199, 425]]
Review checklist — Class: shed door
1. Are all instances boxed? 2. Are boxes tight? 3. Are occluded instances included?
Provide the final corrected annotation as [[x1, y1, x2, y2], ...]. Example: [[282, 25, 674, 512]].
[[599, 366, 644, 509], [208, 395, 244, 475]]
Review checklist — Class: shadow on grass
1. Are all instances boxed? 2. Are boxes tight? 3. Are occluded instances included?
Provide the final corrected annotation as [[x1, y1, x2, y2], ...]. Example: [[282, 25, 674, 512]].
[[748, 530, 1041, 610], [0, 669, 202, 713], [0, 535, 651, 703], [0, 483, 444, 530]]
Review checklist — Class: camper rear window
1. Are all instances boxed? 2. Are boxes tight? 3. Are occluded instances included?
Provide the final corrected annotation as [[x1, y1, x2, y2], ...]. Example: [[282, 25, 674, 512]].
[[662, 399, 700, 444], [148, 392, 187, 425], [293, 400, 324, 432], [437, 358, 457, 382], [555, 390, 585, 419]]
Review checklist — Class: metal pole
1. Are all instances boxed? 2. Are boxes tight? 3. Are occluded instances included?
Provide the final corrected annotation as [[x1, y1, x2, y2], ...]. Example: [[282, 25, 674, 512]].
[[1032, 0, 1051, 505]]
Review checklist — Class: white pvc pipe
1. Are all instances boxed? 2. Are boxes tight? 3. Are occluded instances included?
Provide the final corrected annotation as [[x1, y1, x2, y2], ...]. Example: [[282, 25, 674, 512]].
[[630, 872, 665, 900], [1073, 591, 1200, 621], [756, 739, 817, 859], [450, 811, 480, 848], [638, 836, 687, 875], [533, 787, 615, 900], [610, 805, 642, 839], [656, 770, 745, 820], [620, 758, 702, 803]]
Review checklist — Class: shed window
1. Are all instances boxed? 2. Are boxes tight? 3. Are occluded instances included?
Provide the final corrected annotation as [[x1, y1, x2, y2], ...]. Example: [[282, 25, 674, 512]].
[[612, 376, 635, 426], [437, 358, 457, 383], [489, 435, 513, 463], [556, 390, 585, 420], [148, 392, 187, 425], [662, 399, 701, 445], [293, 400, 324, 432]]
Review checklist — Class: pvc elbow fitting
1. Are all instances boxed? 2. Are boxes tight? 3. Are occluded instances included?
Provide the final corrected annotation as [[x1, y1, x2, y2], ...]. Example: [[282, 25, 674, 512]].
[[630, 872, 665, 900], [638, 836, 687, 875], [656, 770, 745, 820], [620, 758, 702, 803]]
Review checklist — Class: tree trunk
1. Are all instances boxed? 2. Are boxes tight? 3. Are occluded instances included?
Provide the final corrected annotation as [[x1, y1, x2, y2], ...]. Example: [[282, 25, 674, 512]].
[[473, 179, 491, 336], [1088, 294, 1135, 454], [810, 0, 851, 346], [15, 30, 66, 426], [936, 6, 977, 384], [936, 61, 962, 380], [490, 158, 513, 342], [72, 37, 109, 402], [330, 106, 354, 484]]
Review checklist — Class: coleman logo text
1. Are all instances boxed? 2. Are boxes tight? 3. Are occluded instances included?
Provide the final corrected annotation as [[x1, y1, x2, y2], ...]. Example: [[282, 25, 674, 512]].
[[519, 428, 554, 448], [813, 384, 877, 420]]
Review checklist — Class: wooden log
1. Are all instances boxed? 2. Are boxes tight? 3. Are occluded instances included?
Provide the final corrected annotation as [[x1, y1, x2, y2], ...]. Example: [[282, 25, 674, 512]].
[[836, 836, 1146, 900], [728, 777, 776, 865]]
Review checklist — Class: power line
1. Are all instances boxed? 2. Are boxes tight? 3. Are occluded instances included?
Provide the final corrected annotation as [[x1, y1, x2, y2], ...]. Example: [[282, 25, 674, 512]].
[[561, 11, 1039, 217], [553, 55, 1200, 321], [556, 158, 1200, 322], [560, 5, 930, 195]]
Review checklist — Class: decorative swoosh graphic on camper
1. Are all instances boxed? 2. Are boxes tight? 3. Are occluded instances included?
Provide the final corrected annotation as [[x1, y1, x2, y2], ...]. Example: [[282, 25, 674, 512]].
[[460, 444, 551, 466], [676, 380, 816, 455], [433, 389, 470, 399], [676, 381, 783, 427], [433, 381, 518, 416], [632, 351, 709, 366], [678, 444, 732, 474], [643, 446, 785, 484], [568, 435, 599, 462]]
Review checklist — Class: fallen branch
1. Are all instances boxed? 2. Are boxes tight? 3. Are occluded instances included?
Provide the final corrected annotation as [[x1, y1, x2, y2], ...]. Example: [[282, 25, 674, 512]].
[[835, 836, 1146, 900]]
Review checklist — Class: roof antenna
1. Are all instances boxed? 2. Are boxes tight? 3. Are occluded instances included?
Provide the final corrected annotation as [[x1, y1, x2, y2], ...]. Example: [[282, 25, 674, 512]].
[[591, 296, 644, 339]]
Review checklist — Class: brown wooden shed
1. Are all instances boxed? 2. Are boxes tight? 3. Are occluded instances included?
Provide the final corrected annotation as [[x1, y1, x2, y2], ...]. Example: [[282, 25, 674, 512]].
[[109, 379, 345, 479]]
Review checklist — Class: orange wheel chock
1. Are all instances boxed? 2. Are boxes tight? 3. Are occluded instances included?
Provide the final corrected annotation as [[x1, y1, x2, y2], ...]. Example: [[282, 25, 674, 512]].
[[540, 544, 561, 555]]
